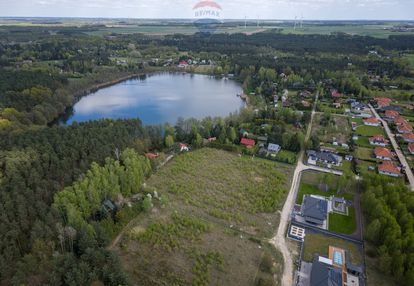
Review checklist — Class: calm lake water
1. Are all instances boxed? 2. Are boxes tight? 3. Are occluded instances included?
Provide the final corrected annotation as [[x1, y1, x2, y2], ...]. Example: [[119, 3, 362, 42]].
[[61, 73, 244, 125]]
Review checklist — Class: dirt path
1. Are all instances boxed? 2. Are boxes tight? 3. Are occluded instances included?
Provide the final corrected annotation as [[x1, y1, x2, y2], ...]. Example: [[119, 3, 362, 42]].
[[270, 92, 319, 286]]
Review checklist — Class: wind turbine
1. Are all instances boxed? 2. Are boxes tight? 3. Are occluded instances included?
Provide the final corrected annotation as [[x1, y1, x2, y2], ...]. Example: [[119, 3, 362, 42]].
[[294, 16, 297, 30]]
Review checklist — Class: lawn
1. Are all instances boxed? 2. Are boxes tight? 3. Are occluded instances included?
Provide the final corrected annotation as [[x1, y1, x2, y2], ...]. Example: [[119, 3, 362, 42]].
[[356, 125, 385, 137], [328, 207, 357, 235], [296, 183, 354, 204], [355, 136, 375, 148], [115, 148, 293, 286], [303, 233, 363, 265], [355, 147, 375, 161], [356, 160, 377, 175]]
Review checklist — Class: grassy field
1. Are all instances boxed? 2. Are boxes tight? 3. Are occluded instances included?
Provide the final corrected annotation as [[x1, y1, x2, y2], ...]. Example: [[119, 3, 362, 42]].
[[355, 136, 375, 148], [303, 233, 363, 265], [115, 148, 294, 285], [355, 147, 375, 161], [311, 114, 351, 143], [356, 125, 385, 137], [328, 207, 357, 235]]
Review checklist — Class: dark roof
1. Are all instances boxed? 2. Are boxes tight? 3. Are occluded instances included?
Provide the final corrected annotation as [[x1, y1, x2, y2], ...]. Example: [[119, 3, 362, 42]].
[[310, 261, 342, 286], [380, 105, 402, 112], [303, 196, 328, 222], [309, 151, 341, 164]]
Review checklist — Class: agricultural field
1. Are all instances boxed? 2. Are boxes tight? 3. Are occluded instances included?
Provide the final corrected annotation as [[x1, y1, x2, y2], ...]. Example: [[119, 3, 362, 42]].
[[115, 148, 294, 286], [302, 233, 363, 265]]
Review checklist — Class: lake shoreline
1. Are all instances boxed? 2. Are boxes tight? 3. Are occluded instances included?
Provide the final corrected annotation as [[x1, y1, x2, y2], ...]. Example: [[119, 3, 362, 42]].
[[56, 71, 244, 126]]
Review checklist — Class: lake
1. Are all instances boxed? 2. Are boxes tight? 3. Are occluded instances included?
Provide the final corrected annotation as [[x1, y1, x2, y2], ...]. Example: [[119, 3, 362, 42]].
[[60, 73, 244, 125]]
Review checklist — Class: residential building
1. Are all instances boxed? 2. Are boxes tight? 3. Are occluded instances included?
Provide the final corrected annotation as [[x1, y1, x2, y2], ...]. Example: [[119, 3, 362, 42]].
[[179, 143, 189, 152], [374, 97, 392, 108], [402, 133, 414, 143], [397, 123, 413, 134], [384, 110, 399, 120], [409, 143, 414, 155], [301, 195, 328, 226], [267, 143, 281, 156], [363, 117, 380, 127], [374, 147, 392, 161], [394, 116, 409, 126], [369, 135, 388, 147], [310, 260, 342, 286], [307, 150, 343, 167], [331, 89, 342, 99], [240, 138, 255, 148], [145, 153, 159, 159], [378, 161, 401, 177]]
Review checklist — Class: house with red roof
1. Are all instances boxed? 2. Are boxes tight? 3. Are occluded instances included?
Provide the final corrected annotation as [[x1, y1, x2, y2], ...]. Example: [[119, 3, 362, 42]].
[[378, 161, 401, 177], [409, 143, 414, 155], [145, 153, 159, 159], [178, 61, 189, 68], [397, 123, 413, 134], [375, 97, 392, 108], [331, 89, 342, 99], [364, 117, 381, 127], [402, 133, 414, 143], [369, 135, 388, 147], [179, 143, 189, 152], [374, 147, 392, 161], [384, 110, 399, 120], [240, 138, 255, 149], [394, 116, 408, 126]]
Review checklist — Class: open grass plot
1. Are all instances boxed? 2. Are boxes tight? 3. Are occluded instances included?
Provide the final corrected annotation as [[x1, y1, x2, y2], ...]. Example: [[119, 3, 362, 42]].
[[328, 207, 357, 235], [116, 148, 293, 286], [312, 114, 351, 144], [356, 125, 385, 137]]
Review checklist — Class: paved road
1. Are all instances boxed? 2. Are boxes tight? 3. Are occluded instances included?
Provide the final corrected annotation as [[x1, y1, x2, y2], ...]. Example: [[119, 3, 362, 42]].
[[270, 93, 319, 286], [369, 104, 414, 191]]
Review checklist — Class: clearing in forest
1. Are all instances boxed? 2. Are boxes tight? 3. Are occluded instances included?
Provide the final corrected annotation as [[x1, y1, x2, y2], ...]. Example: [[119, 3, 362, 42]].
[[115, 148, 294, 286]]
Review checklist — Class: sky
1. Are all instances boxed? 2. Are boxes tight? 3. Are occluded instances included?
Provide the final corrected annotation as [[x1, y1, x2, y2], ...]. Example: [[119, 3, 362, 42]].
[[0, 0, 413, 20]]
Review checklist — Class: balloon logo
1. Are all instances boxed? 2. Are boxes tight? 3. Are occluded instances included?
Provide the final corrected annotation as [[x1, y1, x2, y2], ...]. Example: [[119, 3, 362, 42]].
[[192, 1, 223, 34]]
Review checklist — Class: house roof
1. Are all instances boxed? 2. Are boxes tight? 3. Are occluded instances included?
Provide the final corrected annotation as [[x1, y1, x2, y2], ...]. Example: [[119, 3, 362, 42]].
[[331, 90, 342, 98], [394, 116, 408, 126], [145, 153, 159, 159], [369, 135, 387, 143], [268, 143, 281, 152], [374, 147, 392, 159], [397, 123, 413, 133], [379, 161, 401, 175], [385, 110, 399, 118], [240, 138, 255, 147], [364, 117, 380, 124], [375, 97, 392, 107], [179, 143, 188, 148], [310, 260, 342, 286], [409, 143, 414, 154], [403, 133, 414, 141], [308, 150, 341, 164], [303, 196, 328, 221]]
